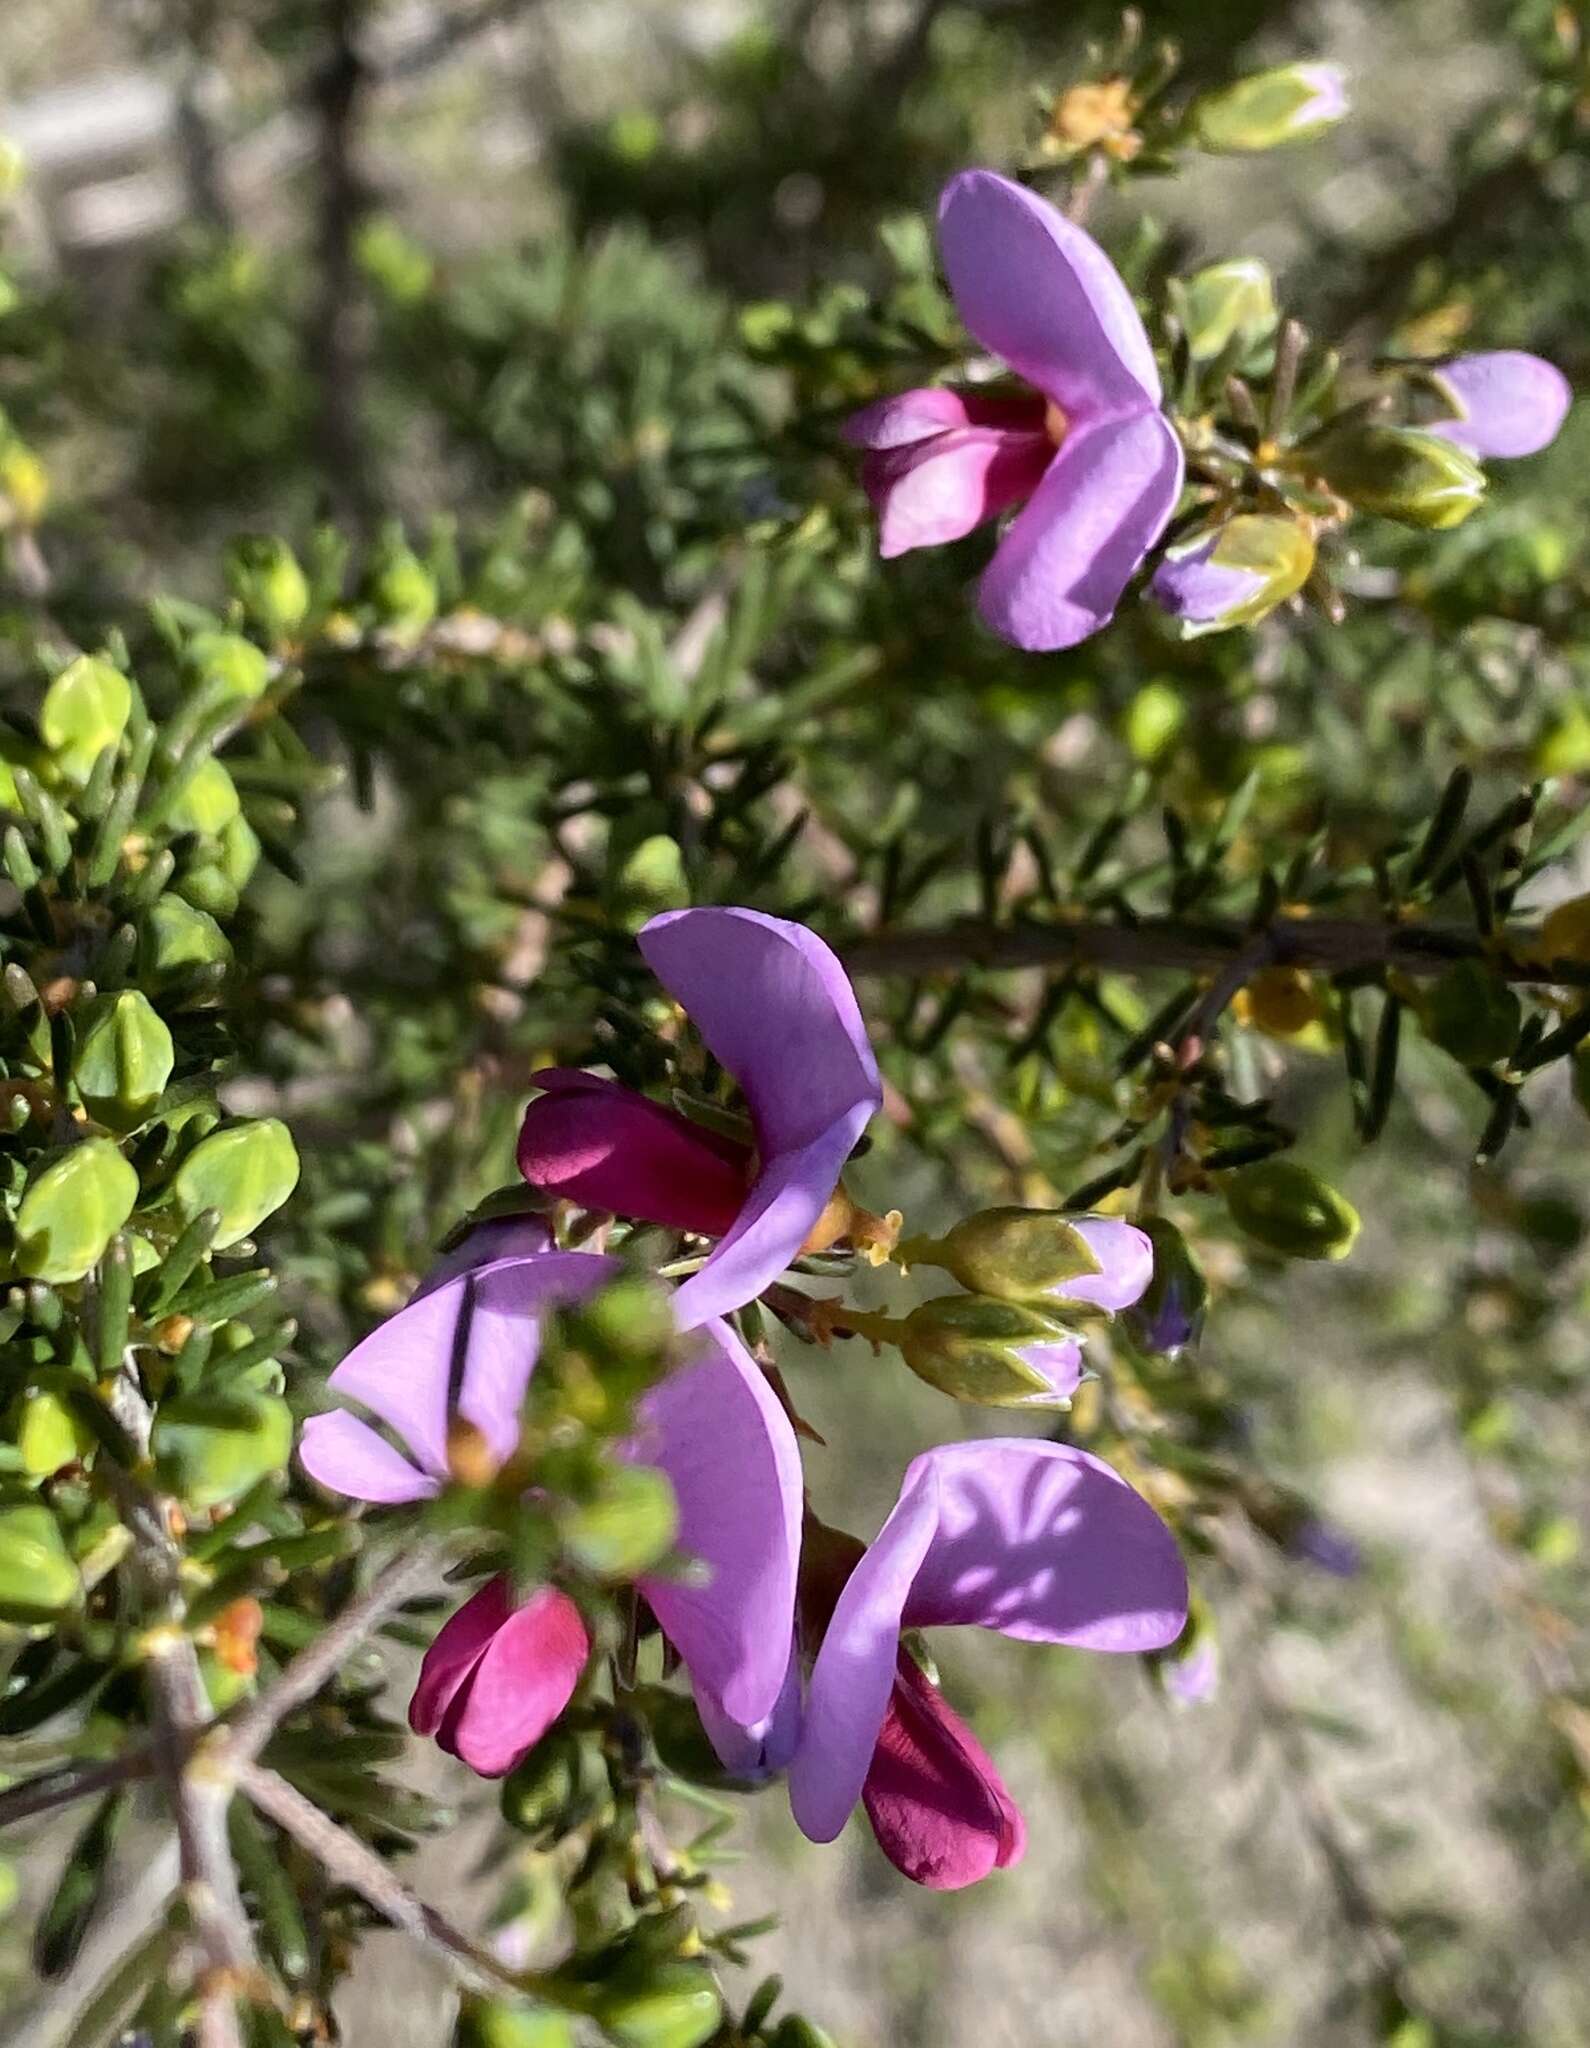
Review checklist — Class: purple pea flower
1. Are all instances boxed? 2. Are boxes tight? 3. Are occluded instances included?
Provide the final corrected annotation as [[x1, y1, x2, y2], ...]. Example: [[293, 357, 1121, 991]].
[[845, 169, 1185, 651], [517, 907, 885, 1329], [298, 1228, 803, 1777], [760, 1440, 1188, 1890], [1426, 351, 1571, 460]]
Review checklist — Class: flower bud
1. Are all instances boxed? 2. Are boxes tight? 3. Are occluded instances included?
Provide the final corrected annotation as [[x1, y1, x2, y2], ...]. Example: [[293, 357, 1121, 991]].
[[1192, 63, 1349, 153], [926, 1208, 1151, 1312], [0, 1502, 81, 1623], [1419, 960, 1520, 1068], [457, 1997, 576, 2048], [185, 630, 272, 704], [1176, 258, 1277, 363], [171, 1118, 301, 1249], [225, 536, 310, 641], [592, 1962, 722, 2048], [899, 1295, 1082, 1408], [40, 655, 131, 788], [500, 1726, 607, 1840], [140, 895, 233, 982], [1308, 422, 1485, 529], [167, 757, 241, 838], [1222, 1158, 1360, 1261], [1150, 513, 1315, 636], [368, 536, 438, 641], [73, 989, 176, 1127], [15, 1137, 139, 1283], [564, 1465, 679, 1578], [1424, 351, 1571, 461], [1124, 1217, 1207, 1356]]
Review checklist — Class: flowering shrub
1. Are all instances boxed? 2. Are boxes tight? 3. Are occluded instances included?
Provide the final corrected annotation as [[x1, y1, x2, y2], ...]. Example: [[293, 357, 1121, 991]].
[[2, 6, 1589, 2046]]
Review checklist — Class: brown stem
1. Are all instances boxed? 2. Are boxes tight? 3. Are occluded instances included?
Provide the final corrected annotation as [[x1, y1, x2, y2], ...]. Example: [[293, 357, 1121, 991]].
[[0, 1751, 155, 1831]]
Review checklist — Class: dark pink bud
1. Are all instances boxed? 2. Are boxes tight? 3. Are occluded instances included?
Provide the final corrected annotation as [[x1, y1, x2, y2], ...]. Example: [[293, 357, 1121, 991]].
[[517, 1069, 750, 1237], [860, 1647, 1026, 1890], [410, 1576, 589, 1779]]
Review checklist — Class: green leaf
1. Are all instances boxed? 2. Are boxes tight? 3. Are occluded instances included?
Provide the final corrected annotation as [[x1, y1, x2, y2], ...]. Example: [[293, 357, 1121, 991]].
[[15, 1138, 140, 1283], [152, 1390, 293, 1507], [73, 990, 176, 1125], [0, 1501, 82, 1620], [171, 1120, 301, 1249], [39, 656, 131, 787]]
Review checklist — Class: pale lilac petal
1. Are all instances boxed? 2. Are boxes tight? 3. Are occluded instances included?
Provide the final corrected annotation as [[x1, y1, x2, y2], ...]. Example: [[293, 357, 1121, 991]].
[[845, 388, 1047, 450], [1014, 1336, 1084, 1403], [325, 1251, 616, 1484], [978, 410, 1184, 651], [1060, 1217, 1154, 1312], [429, 1585, 590, 1779], [694, 1646, 802, 1778], [636, 1318, 803, 1726], [518, 1069, 750, 1236], [298, 1409, 436, 1503], [790, 1441, 1185, 1840], [1148, 536, 1267, 626], [1429, 351, 1571, 459], [938, 169, 1162, 418], [865, 428, 1052, 558], [639, 909, 882, 1325]]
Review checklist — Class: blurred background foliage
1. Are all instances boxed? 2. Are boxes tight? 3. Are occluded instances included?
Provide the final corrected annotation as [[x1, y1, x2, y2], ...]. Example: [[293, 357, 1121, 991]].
[[2, 0, 1590, 2044]]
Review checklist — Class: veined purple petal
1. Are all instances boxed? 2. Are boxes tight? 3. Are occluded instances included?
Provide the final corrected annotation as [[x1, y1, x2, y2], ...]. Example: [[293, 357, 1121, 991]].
[[1061, 1217, 1155, 1312], [304, 1250, 618, 1495], [978, 410, 1184, 651], [844, 387, 1044, 450], [789, 1440, 1185, 1841], [938, 170, 1162, 419], [1428, 351, 1571, 460], [299, 1408, 437, 1504], [636, 1317, 803, 1727], [639, 908, 882, 1326], [695, 1645, 802, 1778], [864, 426, 1052, 559], [1149, 533, 1267, 625]]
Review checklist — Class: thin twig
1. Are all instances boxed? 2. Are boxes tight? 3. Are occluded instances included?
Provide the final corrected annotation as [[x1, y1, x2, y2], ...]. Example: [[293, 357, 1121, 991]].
[[8, 1835, 181, 2048], [0, 1750, 155, 1831], [221, 1535, 449, 1770]]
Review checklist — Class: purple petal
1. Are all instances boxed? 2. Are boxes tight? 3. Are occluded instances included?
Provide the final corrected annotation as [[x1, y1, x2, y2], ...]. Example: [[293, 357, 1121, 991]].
[[790, 1440, 1185, 1841], [636, 1317, 803, 1726], [864, 427, 1052, 558], [298, 1409, 436, 1503], [938, 169, 1162, 419], [414, 1216, 553, 1299], [695, 1646, 802, 1778], [1149, 534, 1267, 626], [844, 387, 983, 449], [1428, 351, 1571, 459], [320, 1250, 617, 1489], [1014, 1335, 1084, 1403], [1058, 1217, 1154, 1312], [638, 909, 882, 1325], [977, 410, 1184, 651]]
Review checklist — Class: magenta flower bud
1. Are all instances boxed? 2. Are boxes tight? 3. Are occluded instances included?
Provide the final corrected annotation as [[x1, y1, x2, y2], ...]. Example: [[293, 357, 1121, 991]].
[[1426, 351, 1572, 460]]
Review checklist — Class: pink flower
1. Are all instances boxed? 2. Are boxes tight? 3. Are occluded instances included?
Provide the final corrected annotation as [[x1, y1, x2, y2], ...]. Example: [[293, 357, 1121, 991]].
[[846, 169, 1184, 651]]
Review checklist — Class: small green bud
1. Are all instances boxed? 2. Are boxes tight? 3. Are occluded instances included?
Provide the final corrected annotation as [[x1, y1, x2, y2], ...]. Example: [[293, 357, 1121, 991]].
[[171, 1118, 301, 1249], [1176, 257, 1277, 362], [174, 860, 241, 920], [500, 1726, 606, 1839], [153, 1390, 293, 1508], [167, 756, 241, 837], [185, 631, 271, 703], [39, 655, 131, 787], [218, 811, 262, 891], [899, 1294, 1081, 1407], [73, 989, 175, 1126], [140, 895, 233, 980], [1308, 422, 1485, 529], [616, 834, 690, 919], [15, 1138, 140, 1283], [1420, 960, 1520, 1068], [226, 536, 310, 641], [564, 1464, 678, 1578], [369, 538, 438, 640], [18, 1390, 93, 1477], [0, 1503, 81, 1622], [593, 1963, 723, 2048], [926, 1207, 1102, 1303], [1192, 63, 1349, 153], [1222, 1158, 1360, 1261], [455, 1997, 576, 2048]]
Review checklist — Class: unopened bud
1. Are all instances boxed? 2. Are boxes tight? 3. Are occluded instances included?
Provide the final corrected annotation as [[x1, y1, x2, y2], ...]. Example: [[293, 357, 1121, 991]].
[[226, 536, 310, 641], [40, 654, 132, 787], [1308, 422, 1485, 529], [1124, 1218, 1207, 1357], [564, 1465, 678, 1578], [925, 1208, 1151, 1312], [1176, 257, 1277, 362], [592, 1962, 722, 2048], [1192, 63, 1349, 153], [1222, 1157, 1360, 1261], [456, 1997, 575, 2048], [185, 631, 271, 703], [1151, 513, 1315, 636], [899, 1294, 1082, 1408], [501, 1726, 607, 1840], [368, 535, 438, 641], [73, 989, 175, 1127]]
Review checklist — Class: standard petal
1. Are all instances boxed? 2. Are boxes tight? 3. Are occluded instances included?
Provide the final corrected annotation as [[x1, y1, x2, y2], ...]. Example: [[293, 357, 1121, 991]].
[[517, 1069, 750, 1237], [864, 428, 1052, 558], [938, 169, 1162, 417], [298, 1409, 436, 1504], [1429, 351, 1572, 459], [409, 1574, 514, 1736], [637, 1317, 804, 1727], [861, 1648, 1026, 1890], [432, 1585, 590, 1779], [977, 410, 1183, 651], [327, 1250, 616, 1480]]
